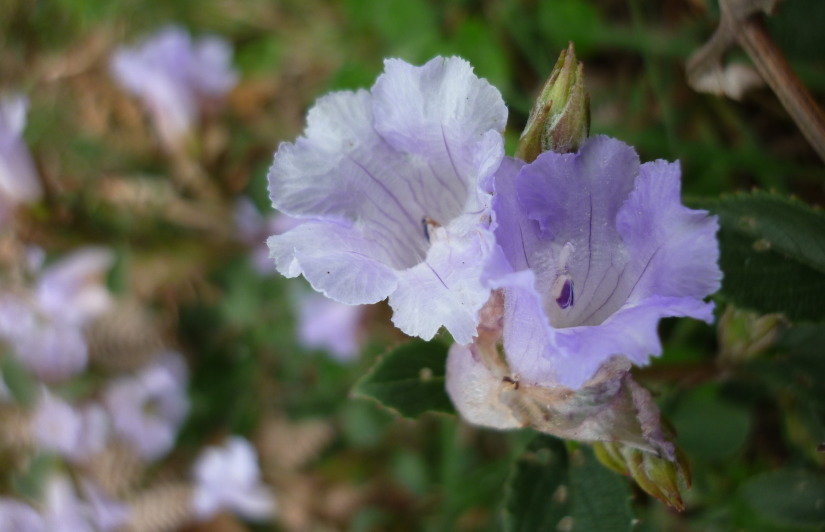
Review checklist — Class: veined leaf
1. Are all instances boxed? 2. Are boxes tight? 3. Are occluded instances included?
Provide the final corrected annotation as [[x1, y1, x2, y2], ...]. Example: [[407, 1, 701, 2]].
[[352, 338, 455, 418], [696, 191, 825, 322]]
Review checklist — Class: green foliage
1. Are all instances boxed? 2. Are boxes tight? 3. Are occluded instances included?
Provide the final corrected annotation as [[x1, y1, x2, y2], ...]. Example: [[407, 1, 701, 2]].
[[698, 191, 825, 322], [740, 469, 825, 529], [671, 385, 752, 462], [503, 436, 634, 532], [353, 339, 455, 418]]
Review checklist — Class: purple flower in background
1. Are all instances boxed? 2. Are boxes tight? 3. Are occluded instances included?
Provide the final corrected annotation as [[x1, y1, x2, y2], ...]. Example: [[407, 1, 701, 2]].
[[296, 290, 365, 361], [192, 436, 275, 521], [36, 247, 114, 326], [0, 94, 41, 216], [104, 351, 189, 460], [41, 475, 96, 532], [111, 26, 237, 149], [485, 136, 721, 389], [267, 57, 507, 344], [0, 247, 114, 382], [0, 499, 45, 532], [80, 479, 129, 532], [32, 389, 109, 462]]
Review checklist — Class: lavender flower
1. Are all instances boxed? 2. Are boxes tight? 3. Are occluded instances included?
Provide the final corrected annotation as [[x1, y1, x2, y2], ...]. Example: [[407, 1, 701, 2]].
[[296, 290, 365, 361], [31, 389, 109, 462], [80, 479, 129, 532], [0, 94, 41, 215], [111, 26, 237, 149], [0, 499, 45, 532], [484, 135, 721, 389], [35, 247, 114, 326], [191, 436, 275, 521], [0, 247, 113, 382], [103, 351, 189, 460], [40, 475, 96, 532], [267, 57, 507, 344]]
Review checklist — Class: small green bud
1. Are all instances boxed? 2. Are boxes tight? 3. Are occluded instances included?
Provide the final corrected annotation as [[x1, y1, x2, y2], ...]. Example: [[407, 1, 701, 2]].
[[718, 305, 782, 365], [516, 42, 590, 162], [593, 441, 692, 512]]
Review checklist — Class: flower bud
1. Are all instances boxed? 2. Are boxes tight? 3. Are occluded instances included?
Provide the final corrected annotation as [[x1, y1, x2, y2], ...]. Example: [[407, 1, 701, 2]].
[[515, 42, 590, 162], [593, 440, 691, 511], [718, 306, 782, 365]]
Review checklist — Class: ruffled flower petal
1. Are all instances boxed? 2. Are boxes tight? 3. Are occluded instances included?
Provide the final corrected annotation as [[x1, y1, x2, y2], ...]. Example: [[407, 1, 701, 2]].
[[490, 135, 721, 389], [268, 57, 506, 342]]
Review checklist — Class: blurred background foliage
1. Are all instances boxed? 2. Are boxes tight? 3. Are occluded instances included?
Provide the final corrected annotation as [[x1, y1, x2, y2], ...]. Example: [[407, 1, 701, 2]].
[[0, 0, 824, 530]]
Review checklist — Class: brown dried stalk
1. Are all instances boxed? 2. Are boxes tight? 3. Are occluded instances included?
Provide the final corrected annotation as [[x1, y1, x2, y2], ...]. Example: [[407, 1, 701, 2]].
[[687, 0, 825, 163]]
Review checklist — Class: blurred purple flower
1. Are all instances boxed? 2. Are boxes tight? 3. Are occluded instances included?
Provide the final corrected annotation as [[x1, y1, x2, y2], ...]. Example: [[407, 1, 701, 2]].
[[296, 290, 365, 361], [485, 136, 722, 389], [0, 498, 45, 532], [111, 25, 237, 149], [32, 389, 109, 462], [267, 57, 507, 344], [192, 436, 275, 521], [0, 94, 41, 215], [41, 475, 96, 532], [103, 351, 189, 460], [80, 479, 129, 532], [0, 247, 113, 382]]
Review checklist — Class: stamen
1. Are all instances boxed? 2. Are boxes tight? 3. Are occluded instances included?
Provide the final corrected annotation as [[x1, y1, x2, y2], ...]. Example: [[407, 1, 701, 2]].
[[553, 274, 574, 309]]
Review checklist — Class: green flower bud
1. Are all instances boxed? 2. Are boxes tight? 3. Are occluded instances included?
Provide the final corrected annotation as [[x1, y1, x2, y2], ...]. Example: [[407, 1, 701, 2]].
[[593, 440, 692, 511], [516, 42, 590, 162]]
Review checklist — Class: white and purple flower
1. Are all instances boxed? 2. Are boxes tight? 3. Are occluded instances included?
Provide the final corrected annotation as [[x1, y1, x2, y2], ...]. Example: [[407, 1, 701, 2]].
[[0, 94, 41, 216], [32, 389, 109, 462], [111, 26, 237, 149], [191, 436, 275, 521], [267, 57, 507, 344], [0, 247, 114, 382], [103, 351, 189, 460], [482, 136, 722, 389]]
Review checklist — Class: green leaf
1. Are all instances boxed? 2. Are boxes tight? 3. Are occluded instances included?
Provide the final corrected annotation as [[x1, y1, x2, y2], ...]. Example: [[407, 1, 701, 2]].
[[697, 191, 825, 322], [504, 435, 569, 532], [503, 436, 634, 532], [352, 339, 455, 418], [671, 386, 752, 462], [740, 469, 825, 529]]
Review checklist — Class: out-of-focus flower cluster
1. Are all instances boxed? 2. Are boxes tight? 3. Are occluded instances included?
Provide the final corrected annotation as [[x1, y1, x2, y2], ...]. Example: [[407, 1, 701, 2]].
[[0, 25, 307, 531]]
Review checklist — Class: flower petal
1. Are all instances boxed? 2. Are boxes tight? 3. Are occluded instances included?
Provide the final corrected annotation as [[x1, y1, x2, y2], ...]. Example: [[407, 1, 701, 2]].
[[267, 221, 399, 305], [389, 219, 494, 343], [515, 136, 640, 329], [616, 159, 722, 302], [445, 343, 522, 430]]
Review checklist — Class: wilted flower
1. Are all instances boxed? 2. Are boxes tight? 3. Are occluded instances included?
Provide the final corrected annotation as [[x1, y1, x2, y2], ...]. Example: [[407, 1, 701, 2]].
[[267, 56, 507, 344], [0, 247, 114, 382], [0, 94, 41, 215], [192, 436, 275, 521], [111, 25, 237, 150], [104, 351, 189, 460], [486, 136, 721, 389]]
